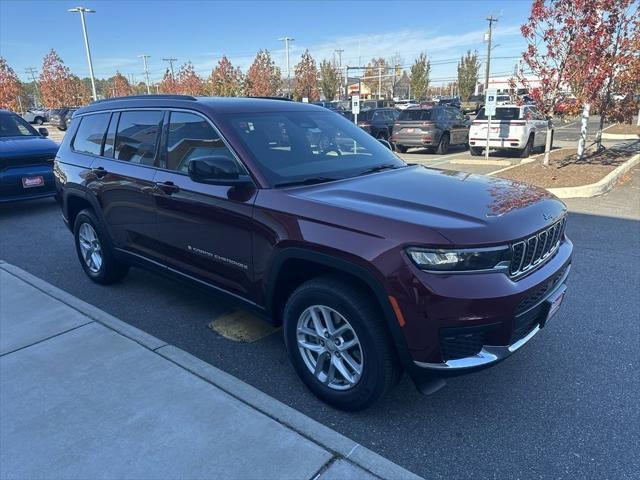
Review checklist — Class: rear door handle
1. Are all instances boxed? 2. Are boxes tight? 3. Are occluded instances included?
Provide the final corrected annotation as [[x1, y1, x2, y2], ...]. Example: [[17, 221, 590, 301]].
[[91, 167, 108, 178], [155, 181, 180, 195]]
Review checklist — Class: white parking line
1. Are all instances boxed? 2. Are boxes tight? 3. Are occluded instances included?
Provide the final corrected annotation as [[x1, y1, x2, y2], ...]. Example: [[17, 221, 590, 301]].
[[555, 121, 579, 130]]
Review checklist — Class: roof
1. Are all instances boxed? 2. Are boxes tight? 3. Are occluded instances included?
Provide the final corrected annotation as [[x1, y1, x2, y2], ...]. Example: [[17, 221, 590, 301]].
[[76, 95, 323, 116]]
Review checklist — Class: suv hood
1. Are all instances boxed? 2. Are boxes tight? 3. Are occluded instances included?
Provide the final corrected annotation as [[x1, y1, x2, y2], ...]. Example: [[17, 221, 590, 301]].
[[0, 136, 59, 159], [290, 165, 566, 245]]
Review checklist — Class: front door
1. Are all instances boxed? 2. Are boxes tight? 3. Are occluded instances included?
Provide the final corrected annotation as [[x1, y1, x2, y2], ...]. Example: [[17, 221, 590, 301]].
[[90, 110, 163, 261], [153, 110, 256, 300]]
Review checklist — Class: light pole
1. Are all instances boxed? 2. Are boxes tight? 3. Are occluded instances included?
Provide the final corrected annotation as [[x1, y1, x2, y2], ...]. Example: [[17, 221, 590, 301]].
[[335, 49, 344, 100], [278, 36, 294, 98], [68, 7, 97, 101]]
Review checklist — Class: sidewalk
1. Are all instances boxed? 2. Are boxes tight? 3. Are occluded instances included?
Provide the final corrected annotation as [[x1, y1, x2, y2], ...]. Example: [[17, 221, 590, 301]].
[[0, 262, 422, 480]]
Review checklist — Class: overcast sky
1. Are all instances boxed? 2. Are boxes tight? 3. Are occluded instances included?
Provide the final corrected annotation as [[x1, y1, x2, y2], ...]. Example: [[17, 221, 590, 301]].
[[0, 0, 531, 84]]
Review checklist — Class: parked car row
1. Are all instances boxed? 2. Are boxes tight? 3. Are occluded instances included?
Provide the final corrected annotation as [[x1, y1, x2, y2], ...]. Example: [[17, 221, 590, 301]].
[[21, 107, 78, 130], [350, 104, 553, 158]]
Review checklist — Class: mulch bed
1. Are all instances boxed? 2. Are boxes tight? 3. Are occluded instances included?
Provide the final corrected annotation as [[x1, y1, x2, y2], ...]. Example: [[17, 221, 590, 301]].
[[604, 123, 640, 135], [496, 147, 633, 188]]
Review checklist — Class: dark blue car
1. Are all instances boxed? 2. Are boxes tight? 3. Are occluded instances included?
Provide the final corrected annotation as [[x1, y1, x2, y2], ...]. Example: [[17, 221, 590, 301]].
[[0, 109, 59, 203]]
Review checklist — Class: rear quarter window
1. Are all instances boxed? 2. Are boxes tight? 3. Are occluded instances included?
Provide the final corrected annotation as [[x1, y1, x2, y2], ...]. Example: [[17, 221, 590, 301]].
[[72, 113, 111, 156]]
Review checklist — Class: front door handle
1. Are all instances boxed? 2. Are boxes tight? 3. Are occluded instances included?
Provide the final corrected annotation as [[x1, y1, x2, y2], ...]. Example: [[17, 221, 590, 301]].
[[155, 181, 180, 195], [91, 167, 108, 178]]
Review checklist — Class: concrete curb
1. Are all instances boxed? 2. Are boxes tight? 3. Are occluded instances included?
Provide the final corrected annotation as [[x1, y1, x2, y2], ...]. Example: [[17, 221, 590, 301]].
[[546, 153, 640, 198], [0, 262, 423, 480], [601, 132, 640, 140]]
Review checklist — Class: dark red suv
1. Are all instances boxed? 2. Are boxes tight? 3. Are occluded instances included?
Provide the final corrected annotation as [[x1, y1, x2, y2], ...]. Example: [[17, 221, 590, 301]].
[[55, 96, 572, 410]]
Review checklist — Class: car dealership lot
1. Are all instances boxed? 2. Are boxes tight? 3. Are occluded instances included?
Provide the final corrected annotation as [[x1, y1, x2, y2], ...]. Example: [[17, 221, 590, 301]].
[[1, 164, 638, 479]]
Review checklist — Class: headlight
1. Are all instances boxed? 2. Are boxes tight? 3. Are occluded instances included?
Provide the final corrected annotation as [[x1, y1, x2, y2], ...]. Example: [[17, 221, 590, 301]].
[[406, 246, 511, 272]]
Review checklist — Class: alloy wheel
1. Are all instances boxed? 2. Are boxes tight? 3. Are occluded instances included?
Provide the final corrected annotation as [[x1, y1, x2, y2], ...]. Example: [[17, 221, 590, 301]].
[[78, 223, 103, 273], [296, 305, 364, 390]]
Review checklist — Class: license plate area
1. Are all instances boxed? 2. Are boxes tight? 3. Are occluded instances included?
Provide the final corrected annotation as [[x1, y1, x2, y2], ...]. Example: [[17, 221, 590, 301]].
[[541, 285, 567, 328], [22, 176, 44, 188]]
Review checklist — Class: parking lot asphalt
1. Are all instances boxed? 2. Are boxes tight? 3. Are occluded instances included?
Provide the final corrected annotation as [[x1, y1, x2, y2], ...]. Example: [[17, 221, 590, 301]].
[[1, 157, 638, 478]]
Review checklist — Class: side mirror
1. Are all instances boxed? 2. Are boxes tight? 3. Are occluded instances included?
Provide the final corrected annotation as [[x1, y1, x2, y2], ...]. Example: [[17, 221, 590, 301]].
[[38, 127, 49, 137], [378, 139, 392, 150], [188, 156, 251, 186]]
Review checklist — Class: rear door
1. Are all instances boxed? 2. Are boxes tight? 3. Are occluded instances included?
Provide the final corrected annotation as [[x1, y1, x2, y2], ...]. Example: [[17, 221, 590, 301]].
[[89, 110, 163, 261], [152, 110, 256, 299]]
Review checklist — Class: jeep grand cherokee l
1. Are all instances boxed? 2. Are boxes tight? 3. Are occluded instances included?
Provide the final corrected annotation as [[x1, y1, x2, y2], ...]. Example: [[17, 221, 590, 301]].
[[55, 95, 572, 410]]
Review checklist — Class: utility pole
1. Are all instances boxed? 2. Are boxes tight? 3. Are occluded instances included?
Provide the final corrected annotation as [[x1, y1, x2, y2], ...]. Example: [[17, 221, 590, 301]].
[[378, 66, 382, 99], [138, 55, 151, 94], [335, 49, 344, 100], [68, 7, 97, 101], [278, 36, 294, 98], [25, 67, 41, 107], [162, 57, 177, 80], [484, 15, 498, 93]]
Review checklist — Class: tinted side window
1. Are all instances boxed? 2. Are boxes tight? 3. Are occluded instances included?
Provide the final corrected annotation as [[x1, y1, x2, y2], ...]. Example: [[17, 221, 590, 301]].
[[166, 112, 237, 173], [72, 113, 110, 156], [114, 111, 163, 165]]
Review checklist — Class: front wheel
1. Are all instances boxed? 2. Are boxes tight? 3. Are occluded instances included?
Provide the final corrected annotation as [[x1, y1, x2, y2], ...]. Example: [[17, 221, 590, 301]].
[[283, 277, 401, 411], [74, 209, 129, 284], [35, 117, 44, 125]]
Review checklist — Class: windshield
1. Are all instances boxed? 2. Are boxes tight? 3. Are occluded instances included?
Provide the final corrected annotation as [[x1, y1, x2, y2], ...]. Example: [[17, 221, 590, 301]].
[[398, 109, 433, 121], [0, 113, 39, 137], [221, 110, 406, 187], [475, 107, 521, 120]]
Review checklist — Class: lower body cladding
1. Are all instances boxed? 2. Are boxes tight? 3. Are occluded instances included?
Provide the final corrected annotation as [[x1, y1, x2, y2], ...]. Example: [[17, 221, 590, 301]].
[[392, 239, 573, 394], [0, 164, 56, 203]]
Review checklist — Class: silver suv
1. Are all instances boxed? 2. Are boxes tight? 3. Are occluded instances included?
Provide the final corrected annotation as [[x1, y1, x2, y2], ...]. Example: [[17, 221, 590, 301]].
[[22, 109, 48, 125]]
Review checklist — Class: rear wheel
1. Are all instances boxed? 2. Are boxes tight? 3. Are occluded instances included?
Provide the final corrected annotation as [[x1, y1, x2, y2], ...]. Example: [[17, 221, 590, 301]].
[[73, 209, 129, 284], [395, 144, 408, 153], [435, 132, 450, 155], [35, 117, 44, 125], [519, 134, 534, 158], [469, 146, 482, 156], [283, 277, 401, 411]]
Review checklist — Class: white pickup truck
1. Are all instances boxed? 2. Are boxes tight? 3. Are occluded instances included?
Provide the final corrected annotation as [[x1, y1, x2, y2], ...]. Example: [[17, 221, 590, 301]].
[[468, 105, 553, 158]]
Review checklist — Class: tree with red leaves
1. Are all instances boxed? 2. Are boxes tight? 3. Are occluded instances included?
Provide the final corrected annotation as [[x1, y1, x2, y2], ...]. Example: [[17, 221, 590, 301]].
[[573, 1, 638, 150], [209, 56, 243, 97], [518, 0, 599, 165], [245, 50, 281, 97], [39, 49, 89, 107], [292, 50, 319, 101], [107, 71, 133, 98], [175, 62, 205, 96], [0, 57, 25, 111], [159, 69, 179, 94]]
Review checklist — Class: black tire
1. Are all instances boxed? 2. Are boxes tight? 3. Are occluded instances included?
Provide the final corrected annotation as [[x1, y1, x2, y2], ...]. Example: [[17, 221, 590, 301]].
[[469, 146, 482, 156], [395, 144, 408, 153], [435, 132, 450, 155], [73, 209, 129, 284], [35, 117, 44, 125], [283, 276, 401, 411], [519, 134, 533, 158]]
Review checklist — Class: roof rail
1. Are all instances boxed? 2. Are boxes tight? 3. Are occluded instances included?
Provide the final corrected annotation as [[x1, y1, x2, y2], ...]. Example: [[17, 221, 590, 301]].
[[250, 96, 294, 101], [92, 94, 197, 104]]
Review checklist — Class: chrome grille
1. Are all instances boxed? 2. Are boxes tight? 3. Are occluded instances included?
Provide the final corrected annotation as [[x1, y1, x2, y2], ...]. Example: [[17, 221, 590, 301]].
[[510, 217, 566, 277]]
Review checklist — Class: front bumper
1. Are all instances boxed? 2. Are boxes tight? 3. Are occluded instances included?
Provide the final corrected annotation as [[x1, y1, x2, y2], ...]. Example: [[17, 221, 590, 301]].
[[414, 268, 568, 372], [0, 165, 56, 203]]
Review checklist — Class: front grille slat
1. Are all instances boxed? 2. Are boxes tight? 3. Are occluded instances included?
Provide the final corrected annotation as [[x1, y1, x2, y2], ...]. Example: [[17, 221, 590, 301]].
[[509, 217, 566, 278]]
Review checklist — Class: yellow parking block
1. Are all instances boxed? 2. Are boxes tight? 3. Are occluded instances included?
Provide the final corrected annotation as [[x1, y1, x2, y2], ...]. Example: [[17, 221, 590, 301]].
[[209, 310, 280, 343]]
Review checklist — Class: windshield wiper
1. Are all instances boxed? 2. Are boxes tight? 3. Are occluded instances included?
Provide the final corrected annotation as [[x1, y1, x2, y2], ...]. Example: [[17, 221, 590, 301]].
[[275, 177, 337, 188], [358, 164, 403, 176]]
